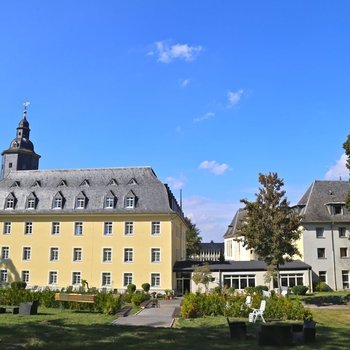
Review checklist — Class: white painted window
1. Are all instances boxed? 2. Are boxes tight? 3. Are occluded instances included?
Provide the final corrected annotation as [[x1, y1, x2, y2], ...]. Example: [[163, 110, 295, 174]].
[[151, 273, 161, 287], [102, 272, 112, 286], [151, 222, 161, 235], [104, 222, 113, 235], [124, 222, 134, 236], [25, 222, 33, 235], [151, 248, 161, 263], [50, 247, 59, 261], [124, 248, 133, 262], [73, 248, 82, 262], [103, 248, 112, 262]]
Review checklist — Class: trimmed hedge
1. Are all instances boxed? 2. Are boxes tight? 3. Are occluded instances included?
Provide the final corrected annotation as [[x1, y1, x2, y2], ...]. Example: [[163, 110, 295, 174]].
[[181, 291, 311, 321]]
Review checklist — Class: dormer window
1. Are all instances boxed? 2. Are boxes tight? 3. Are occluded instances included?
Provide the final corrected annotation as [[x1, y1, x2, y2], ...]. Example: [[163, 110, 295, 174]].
[[125, 196, 134, 208], [31, 180, 41, 187], [128, 178, 138, 185], [104, 191, 116, 209], [333, 204, 343, 215], [26, 192, 38, 209], [107, 178, 118, 186], [10, 181, 20, 188], [75, 192, 87, 209], [125, 191, 136, 209], [5, 193, 16, 210], [57, 180, 67, 187], [80, 179, 90, 187], [52, 192, 64, 209]]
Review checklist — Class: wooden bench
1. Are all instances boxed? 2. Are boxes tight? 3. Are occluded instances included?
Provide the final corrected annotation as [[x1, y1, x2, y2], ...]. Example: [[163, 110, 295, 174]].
[[55, 293, 96, 303]]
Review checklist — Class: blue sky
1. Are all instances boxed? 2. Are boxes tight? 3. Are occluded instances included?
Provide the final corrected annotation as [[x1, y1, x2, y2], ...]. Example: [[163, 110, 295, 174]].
[[1, 1, 349, 242]]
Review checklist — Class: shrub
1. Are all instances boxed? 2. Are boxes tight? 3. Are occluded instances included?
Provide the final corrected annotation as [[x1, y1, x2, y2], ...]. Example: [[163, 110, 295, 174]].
[[315, 281, 332, 292], [11, 281, 27, 290], [132, 292, 148, 306], [95, 293, 122, 314], [255, 285, 269, 293], [127, 284, 136, 294], [141, 283, 150, 293], [292, 285, 308, 295]]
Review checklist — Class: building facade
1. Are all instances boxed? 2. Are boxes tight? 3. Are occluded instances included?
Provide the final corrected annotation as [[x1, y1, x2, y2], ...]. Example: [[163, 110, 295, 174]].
[[0, 109, 187, 292], [224, 180, 350, 291], [190, 241, 224, 261]]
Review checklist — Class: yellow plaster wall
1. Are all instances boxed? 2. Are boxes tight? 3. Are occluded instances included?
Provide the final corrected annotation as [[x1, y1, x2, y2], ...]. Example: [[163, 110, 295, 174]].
[[0, 213, 186, 291]]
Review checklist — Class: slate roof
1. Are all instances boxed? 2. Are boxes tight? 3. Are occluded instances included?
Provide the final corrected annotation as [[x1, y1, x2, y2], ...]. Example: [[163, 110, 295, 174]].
[[0, 167, 183, 216], [173, 259, 311, 272], [223, 208, 246, 238], [199, 241, 224, 252], [297, 180, 350, 223], [224, 180, 350, 237]]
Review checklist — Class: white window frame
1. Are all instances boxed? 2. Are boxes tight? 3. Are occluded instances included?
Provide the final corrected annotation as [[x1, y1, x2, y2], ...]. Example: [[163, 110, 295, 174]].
[[74, 222, 83, 236], [280, 273, 304, 287], [103, 248, 112, 263], [6, 198, 14, 209], [52, 222, 60, 235], [125, 196, 135, 209], [22, 270, 30, 283], [102, 272, 112, 287], [1, 246, 9, 259], [123, 273, 133, 286], [53, 197, 62, 209], [23, 247, 31, 261], [27, 198, 36, 209], [151, 273, 161, 287], [104, 222, 113, 236], [50, 247, 59, 261], [223, 273, 256, 290], [25, 222, 33, 235], [105, 196, 114, 209], [151, 248, 161, 263], [124, 248, 134, 263], [3, 222, 11, 235], [0, 269, 8, 282], [73, 248, 82, 262], [76, 198, 85, 209], [72, 271, 81, 285], [124, 221, 134, 236], [151, 221, 161, 235], [49, 271, 58, 285]]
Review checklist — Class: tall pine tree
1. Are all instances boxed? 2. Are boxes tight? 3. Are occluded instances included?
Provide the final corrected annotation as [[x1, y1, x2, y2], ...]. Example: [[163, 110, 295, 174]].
[[239, 172, 302, 292]]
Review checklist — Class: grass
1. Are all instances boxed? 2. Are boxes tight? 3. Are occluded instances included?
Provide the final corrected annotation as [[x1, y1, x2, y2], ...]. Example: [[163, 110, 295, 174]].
[[0, 306, 349, 349]]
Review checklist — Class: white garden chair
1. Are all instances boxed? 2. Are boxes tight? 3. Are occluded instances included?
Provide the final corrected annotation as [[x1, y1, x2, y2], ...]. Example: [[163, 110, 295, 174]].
[[249, 300, 266, 323]]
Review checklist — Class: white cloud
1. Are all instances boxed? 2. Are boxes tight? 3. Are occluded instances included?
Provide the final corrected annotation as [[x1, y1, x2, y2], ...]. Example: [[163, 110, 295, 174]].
[[199, 160, 230, 175], [227, 89, 244, 107], [152, 41, 203, 63], [166, 176, 186, 190], [325, 154, 349, 180], [180, 79, 190, 87], [183, 196, 240, 242], [193, 112, 215, 123]]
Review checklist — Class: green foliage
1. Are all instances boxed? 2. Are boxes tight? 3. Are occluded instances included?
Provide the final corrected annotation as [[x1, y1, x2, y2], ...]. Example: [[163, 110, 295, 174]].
[[10, 281, 27, 290], [255, 285, 269, 293], [181, 292, 311, 321], [131, 291, 148, 306], [141, 283, 150, 293], [240, 172, 302, 291], [127, 283, 136, 294], [192, 263, 212, 291], [95, 293, 122, 315], [315, 281, 332, 292], [291, 285, 308, 295], [184, 216, 202, 256]]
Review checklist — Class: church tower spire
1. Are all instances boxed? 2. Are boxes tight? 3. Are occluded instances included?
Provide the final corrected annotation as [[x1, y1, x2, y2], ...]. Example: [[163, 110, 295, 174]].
[[1, 102, 41, 179]]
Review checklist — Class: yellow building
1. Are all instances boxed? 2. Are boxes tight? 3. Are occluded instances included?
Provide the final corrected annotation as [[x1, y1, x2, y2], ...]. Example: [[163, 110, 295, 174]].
[[0, 107, 187, 293]]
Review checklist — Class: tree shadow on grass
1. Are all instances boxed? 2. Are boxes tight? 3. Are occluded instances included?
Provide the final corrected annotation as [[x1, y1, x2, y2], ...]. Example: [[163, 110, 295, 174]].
[[0, 319, 348, 350]]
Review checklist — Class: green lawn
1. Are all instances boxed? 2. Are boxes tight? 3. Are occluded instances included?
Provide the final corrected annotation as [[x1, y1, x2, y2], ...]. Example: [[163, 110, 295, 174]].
[[0, 307, 349, 349]]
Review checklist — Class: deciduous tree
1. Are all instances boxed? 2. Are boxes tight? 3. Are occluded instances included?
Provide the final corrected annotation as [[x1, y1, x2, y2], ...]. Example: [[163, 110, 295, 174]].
[[239, 172, 302, 293], [185, 217, 202, 257]]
